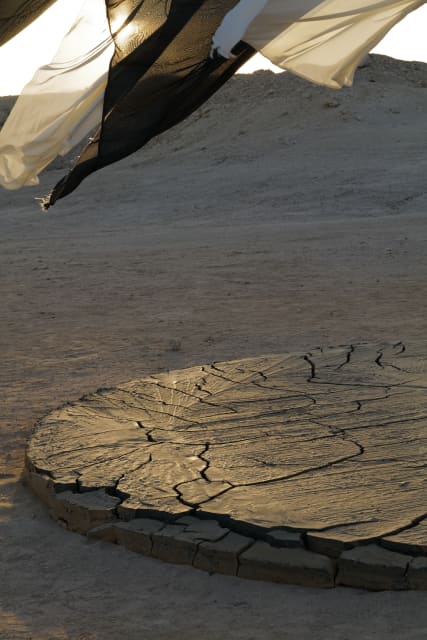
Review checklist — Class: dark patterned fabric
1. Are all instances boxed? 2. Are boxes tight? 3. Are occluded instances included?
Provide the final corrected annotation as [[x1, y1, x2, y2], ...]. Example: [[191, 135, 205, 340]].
[[45, 0, 254, 206], [0, 0, 56, 46]]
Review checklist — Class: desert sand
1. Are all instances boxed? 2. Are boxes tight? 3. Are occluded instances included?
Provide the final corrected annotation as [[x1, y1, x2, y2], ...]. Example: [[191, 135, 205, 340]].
[[1, 55, 427, 639]]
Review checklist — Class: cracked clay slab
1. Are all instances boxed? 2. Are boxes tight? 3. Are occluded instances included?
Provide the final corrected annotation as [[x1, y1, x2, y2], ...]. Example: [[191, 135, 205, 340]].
[[25, 342, 427, 590]]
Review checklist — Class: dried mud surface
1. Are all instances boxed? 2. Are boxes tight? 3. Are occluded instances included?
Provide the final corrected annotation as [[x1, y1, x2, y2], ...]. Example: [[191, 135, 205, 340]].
[[1, 56, 427, 638], [26, 344, 427, 590]]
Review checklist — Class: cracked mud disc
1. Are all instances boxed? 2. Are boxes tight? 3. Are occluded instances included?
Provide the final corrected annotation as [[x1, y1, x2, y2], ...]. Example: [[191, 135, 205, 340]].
[[26, 342, 427, 590]]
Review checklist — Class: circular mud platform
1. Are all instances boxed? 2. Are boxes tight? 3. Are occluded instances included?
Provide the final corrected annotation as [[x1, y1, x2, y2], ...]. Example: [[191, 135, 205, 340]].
[[26, 342, 427, 590]]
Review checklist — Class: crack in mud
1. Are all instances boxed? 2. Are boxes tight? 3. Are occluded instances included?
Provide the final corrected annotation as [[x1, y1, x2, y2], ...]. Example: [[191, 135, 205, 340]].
[[309, 420, 365, 456], [336, 344, 355, 370], [173, 443, 234, 509], [303, 354, 316, 380], [321, 414, 427, 433], [375, 346, 410, 373], [394, 341, 406, 355], [136, 423, 157, 442], [192, 444, 366, 509], [198, 442, 211, 483]]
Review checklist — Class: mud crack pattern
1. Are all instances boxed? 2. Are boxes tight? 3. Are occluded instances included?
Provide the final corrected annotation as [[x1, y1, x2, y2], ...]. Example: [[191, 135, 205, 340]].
[[25, 342, 427, 590]]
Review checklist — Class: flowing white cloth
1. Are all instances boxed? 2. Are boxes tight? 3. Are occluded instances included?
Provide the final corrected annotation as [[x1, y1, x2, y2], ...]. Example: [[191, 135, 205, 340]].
[[213, 0, 425, 87], [0, 0, 113, 189], [0, 0, 425, 191]]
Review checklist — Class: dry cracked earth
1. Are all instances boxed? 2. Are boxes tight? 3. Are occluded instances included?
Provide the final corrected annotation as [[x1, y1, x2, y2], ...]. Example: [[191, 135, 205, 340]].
[[2, 55, 427, 638], [26, 342, 427, 590]]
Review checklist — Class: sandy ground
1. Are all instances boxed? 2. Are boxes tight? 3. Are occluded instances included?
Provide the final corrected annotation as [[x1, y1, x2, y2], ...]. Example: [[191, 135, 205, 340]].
[[1, 55, 427, 639]]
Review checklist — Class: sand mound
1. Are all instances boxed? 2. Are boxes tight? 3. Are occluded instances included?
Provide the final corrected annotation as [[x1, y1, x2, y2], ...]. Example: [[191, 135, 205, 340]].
[[0, 54, 426, 177]]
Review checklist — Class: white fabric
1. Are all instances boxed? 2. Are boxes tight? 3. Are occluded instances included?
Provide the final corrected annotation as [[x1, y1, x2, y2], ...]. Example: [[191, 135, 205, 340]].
[[214, 0, 425, 87], [212, 0, 268, 58], [0, 0, 113, 189], [1, 0, 424, 191]]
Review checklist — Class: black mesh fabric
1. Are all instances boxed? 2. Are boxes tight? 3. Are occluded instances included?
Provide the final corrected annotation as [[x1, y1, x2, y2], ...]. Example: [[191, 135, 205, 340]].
[[0, 0, 56, 46], [46, 0, 254, 207]]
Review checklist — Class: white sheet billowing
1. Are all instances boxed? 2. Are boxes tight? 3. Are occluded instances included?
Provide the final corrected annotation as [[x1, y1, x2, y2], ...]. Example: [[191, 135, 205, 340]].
[[213, 0, 425, 88], [212, 0, 269, 58], [0, 0, 113, 189], [0, 0, 424, 193]]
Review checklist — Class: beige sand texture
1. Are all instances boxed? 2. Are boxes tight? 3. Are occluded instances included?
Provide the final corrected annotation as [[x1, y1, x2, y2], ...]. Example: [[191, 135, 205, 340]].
[[1, 55, 427, 638]]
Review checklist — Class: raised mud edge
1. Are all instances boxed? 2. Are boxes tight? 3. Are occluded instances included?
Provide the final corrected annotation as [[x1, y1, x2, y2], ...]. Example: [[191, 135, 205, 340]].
[[22, 468, 426, 591]]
